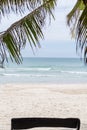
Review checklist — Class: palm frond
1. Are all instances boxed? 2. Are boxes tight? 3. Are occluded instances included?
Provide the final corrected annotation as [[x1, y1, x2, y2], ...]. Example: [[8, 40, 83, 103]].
[[0, 0, 56, 19], [76, 5, 87, 62], [67, 0, 87, 62], [0, 0, 57, 64], [67, 0, 83, 38], [0, 0, 41, 17], [67, 0, 83, 26]]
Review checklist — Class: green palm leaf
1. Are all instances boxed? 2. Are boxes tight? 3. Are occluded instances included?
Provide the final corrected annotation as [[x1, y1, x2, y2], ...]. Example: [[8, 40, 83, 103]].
[[76, 5, 87, 62], [0, 0, 57, 64], [0, 0, 56, 18], [67, 0, 87, 62], [67, 0, 82, 26], [0, 0, 41, 17]]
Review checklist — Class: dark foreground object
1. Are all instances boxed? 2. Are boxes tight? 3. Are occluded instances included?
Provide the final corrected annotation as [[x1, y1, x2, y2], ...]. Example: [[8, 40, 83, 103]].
[[11, 117, 80, 130]]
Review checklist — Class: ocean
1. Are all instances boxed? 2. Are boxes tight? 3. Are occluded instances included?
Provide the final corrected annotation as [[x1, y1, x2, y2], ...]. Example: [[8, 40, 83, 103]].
[[0, 57, 87, 84]]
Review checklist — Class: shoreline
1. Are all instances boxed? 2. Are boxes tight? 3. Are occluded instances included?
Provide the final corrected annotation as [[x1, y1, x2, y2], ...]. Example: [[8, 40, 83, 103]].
[[0, 83, 87, 130]]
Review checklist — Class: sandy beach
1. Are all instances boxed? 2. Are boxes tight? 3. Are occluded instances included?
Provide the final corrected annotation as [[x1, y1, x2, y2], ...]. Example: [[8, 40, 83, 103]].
[[0, 83, 87, 130]]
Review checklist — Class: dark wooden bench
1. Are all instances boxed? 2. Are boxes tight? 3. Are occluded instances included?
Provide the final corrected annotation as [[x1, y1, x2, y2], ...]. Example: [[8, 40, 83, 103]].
[[11, 117, 80, 130]]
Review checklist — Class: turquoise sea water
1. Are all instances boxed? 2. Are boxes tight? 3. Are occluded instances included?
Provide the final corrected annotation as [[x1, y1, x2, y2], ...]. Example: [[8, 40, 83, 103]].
[[0, 58, 87, 84]]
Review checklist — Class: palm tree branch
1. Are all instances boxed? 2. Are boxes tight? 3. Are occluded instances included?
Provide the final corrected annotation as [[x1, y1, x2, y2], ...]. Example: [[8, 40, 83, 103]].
[[67, 0, 87, 62], [76, 5, 87, 61], [0, 0, 56, 19], [0, 0, 57, 64], [67, 0, 82, 26]]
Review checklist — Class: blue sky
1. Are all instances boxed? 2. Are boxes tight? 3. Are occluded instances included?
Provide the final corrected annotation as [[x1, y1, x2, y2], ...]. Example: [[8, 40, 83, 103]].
[[21, 0, 78, 58], [1, 0, 78, 58]]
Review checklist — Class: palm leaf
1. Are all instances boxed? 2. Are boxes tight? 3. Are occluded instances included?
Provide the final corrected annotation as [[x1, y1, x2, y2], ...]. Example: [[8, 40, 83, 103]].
[[0, 0, 57, 64], [67, 0, 87, 62], [67, 0, 83, 26], [0, 0, 56, 19], [0, 0, 41, 17], [67, 0, 83, 38], [76, 5, 87, 62]]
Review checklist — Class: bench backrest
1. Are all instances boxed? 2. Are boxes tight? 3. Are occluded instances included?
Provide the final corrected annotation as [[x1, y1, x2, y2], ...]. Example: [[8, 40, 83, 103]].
[[11, 118, 80, 130]]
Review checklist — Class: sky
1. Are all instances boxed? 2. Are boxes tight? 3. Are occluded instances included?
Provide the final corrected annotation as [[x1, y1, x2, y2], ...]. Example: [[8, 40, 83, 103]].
[[0, 0, 78, 58]]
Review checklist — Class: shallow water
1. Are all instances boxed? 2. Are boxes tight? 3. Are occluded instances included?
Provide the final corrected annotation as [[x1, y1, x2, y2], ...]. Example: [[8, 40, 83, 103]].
[[0, 58, 87, 84]]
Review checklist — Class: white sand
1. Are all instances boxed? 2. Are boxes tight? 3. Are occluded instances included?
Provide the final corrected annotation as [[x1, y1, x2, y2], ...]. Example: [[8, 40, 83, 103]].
[[0, 83, 87, 130]]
